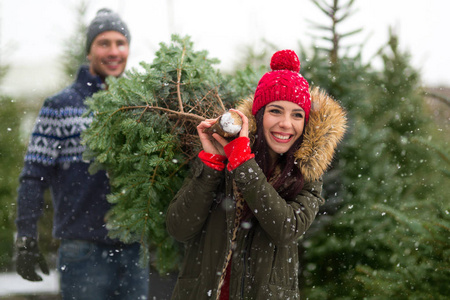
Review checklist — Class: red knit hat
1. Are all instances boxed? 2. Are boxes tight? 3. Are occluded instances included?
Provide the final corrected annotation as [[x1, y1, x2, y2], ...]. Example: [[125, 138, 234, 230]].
[[252, 50, 311, 122]]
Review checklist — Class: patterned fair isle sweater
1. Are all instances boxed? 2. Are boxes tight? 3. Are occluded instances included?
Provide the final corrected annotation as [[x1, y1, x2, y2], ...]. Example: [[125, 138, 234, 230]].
[[16, 65, 120, 245]]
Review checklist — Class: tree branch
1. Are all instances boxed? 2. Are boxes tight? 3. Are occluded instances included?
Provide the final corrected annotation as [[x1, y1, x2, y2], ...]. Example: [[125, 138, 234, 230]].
[[177, 45, 187, 113], [118, 105, 206, 122], [424, 91, 450, 107]]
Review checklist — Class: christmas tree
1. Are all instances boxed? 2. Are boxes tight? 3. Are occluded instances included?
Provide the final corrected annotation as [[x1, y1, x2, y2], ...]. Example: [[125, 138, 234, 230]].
[[0, 97, 25, 271], [82, 35, 251, 273], [295, 1, 450, 298]]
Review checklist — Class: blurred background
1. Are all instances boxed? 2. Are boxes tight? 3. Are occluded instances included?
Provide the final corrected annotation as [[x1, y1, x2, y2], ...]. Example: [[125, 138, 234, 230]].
[[0, 0, 448, 299], [1, 0, 450, 98]]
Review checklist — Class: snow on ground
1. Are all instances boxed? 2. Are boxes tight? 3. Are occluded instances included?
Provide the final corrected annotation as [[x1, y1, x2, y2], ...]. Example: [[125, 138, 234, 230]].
[[0, 271, 59, 296]]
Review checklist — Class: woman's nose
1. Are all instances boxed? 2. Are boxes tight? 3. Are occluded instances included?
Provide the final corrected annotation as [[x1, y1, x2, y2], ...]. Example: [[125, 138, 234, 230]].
[[278, 115, 293, 128]]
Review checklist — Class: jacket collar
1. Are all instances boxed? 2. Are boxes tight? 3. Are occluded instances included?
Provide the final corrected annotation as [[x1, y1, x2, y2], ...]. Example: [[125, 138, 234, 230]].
[[74, 65, 105, 98]]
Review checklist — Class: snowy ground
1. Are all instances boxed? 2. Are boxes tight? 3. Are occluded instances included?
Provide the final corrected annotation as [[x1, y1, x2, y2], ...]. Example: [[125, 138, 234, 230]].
[[0, 269, 177, 299], [0, 271, 59, 297]]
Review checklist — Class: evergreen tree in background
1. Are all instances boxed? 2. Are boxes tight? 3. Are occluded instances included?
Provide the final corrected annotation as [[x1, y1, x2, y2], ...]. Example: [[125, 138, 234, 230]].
[[0, 60, 9, 87], [0, 47, 21, 271], [0, 96, 25, 271], [295, 1, 449, 298], [82, 35, 251, 273], [60, 1, 89, 82]]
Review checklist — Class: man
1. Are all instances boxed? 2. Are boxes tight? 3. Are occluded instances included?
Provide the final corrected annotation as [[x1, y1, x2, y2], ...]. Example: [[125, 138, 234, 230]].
[[15, 8, 149, 299]]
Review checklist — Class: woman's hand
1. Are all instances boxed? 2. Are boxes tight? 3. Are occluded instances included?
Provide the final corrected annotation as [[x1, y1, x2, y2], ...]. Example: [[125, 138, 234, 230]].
[[197, 119, 227, 156]]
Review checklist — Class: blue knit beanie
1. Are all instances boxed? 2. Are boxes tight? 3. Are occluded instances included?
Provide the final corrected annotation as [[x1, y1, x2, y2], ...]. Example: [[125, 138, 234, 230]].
[[86, 8, 131, 54]]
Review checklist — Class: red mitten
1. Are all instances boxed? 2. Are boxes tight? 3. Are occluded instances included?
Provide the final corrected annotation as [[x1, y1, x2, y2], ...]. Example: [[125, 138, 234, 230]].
[[224, 137, 255, 171], [198, 150, 227, 171]]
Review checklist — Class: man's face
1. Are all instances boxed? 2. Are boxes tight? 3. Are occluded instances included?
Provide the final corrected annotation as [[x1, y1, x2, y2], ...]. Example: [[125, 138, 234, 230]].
[[87, 31, 129, 80]]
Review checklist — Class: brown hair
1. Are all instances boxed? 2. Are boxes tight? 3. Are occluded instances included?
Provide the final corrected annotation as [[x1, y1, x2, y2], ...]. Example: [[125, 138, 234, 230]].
[[252, 107, 304, 200]]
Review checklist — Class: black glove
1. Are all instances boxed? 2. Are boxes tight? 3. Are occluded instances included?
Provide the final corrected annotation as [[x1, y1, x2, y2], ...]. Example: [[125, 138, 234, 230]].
[[16, 237, 50, 281]]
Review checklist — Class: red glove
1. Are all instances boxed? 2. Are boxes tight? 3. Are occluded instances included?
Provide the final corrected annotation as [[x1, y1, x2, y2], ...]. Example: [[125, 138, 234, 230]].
[[198, 150, 227, 171], [224, 137, 255, 171]]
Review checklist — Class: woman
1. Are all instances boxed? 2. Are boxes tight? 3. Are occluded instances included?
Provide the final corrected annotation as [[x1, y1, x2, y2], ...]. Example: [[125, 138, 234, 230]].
[[166, 50, 347, 300]]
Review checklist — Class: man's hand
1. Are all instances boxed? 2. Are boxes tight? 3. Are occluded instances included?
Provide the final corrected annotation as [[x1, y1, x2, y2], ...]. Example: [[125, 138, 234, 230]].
[[16, 237, 49, 281]]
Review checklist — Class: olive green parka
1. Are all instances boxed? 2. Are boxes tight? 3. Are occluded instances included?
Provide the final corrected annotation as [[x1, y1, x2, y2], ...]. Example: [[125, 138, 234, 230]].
[[166, 87, 347, 300]]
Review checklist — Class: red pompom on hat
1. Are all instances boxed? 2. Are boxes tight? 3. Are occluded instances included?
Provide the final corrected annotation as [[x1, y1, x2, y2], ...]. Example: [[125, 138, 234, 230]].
[[252, 50, 311, 123], [270, 49, 301, 73]]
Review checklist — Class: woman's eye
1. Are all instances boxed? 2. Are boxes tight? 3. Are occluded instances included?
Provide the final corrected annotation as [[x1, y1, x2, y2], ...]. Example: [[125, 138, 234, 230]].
[[269, 109, 281, 114], [294, 113, 304, 119]]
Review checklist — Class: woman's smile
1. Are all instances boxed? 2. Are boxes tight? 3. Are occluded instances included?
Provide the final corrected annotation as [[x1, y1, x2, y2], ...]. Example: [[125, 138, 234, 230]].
[[271, 132, 293, 142]]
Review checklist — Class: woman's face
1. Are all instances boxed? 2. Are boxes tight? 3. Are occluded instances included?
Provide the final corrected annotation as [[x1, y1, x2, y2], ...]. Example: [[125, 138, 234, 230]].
[[262, 101, 305, 159]]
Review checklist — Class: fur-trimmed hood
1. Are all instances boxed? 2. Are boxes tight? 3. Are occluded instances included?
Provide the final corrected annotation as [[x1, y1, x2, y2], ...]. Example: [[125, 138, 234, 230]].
[[237, 86, 347, 182]]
